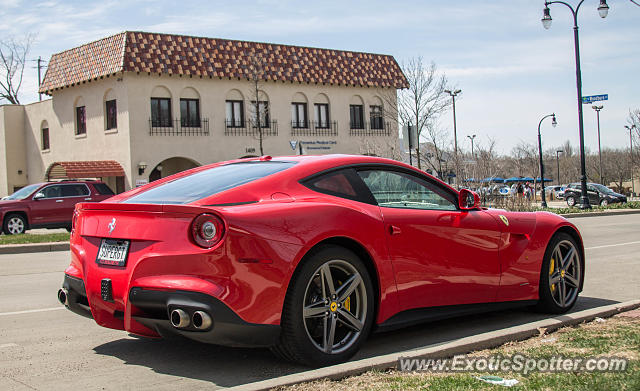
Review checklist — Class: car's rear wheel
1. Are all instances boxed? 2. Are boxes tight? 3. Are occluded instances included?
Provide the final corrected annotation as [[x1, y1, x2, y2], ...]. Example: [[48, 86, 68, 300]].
[[536, 233, 582, 314], [272, 245, 374, 366], [566, 196, 576, 207], [600, 199, 608, 207], [3, 214, 26, 235]]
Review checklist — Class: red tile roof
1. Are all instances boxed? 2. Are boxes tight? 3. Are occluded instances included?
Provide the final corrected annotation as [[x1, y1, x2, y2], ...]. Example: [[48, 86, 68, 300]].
[[40, 31, 408, 93], [46, 160, 125, 180]]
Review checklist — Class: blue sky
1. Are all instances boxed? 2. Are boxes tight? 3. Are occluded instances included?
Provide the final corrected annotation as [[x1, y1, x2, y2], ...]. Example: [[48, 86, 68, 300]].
[[1, 0, 638, 154]]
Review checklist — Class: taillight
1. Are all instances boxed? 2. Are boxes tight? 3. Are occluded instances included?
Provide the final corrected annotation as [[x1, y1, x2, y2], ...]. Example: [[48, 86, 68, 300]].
[[71, 210, 79, 232], [191, 213, 225, 248]]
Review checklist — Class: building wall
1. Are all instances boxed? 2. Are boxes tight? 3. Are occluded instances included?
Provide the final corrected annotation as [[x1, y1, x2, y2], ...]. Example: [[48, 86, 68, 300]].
[[0, 104, 28, 195], [123, 73, 398, 186], [0, 73, 399, 196]]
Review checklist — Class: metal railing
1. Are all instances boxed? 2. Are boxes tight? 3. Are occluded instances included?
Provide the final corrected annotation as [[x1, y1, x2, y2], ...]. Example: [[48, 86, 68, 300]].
[[149, 118, 209, 136], [291, 120, 338, 136], [349, 121, 392, 136], [224, 120, 278, 136]]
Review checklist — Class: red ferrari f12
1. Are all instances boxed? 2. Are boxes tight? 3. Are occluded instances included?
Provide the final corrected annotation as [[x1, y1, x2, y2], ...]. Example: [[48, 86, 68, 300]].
[[59, 155, 584, 366]]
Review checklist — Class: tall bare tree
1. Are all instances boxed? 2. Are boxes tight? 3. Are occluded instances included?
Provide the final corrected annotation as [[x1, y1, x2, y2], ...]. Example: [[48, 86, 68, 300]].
[[420, 121, 451, 179], [383, 57, 449, 169], [0, 34, 35, 104], [244, 53, 270, 155]]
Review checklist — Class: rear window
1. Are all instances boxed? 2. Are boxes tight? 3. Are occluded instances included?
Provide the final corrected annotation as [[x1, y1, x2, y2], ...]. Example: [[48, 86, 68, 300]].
[[124, 161, 296, 204], [93, 183, 115, 195]]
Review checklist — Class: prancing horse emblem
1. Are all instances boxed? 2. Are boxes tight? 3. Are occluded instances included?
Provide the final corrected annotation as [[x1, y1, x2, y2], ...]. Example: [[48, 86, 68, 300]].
[[108, 218, 116, 235]]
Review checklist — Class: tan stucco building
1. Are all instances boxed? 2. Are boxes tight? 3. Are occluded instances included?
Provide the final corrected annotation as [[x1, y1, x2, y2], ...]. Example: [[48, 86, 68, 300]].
[[0, 31, 407, 196]]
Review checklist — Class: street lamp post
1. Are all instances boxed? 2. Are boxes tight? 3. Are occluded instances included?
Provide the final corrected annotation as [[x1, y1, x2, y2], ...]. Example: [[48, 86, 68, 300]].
[[556, 150, 563, 185], [467, 134, 476, 158], [538, 113, 557, 208], [625, 124, 636, 196], [592, 105, 604, 184], [541, 0, 609, 209], [445, 89, 461, 186]]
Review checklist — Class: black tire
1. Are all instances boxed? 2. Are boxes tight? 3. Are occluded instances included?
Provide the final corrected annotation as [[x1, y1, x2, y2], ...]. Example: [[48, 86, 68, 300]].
[[600, 199, 608, 207], [272, 245, 375, 366], [65, 226, 72, 233], [3, 213, 27, 235], [566, 196, 576, 207], [536, 232, 583, 314]]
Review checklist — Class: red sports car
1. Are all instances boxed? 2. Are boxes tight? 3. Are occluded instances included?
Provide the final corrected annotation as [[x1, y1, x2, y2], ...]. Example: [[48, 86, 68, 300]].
[[59, 155, 584, 366]]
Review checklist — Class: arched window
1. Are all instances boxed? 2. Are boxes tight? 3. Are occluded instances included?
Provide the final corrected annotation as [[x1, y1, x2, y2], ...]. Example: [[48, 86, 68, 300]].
[[369, 96, 384, 130], [180, 87, 201, 128], [349, 95, 365, 130], [291, 92, 309, 129], [150, 86, 172, 127], [225, 89, 245, 128], [104, 89, 117, 131], [74, 96, 86, 135], [313, 93, 330, 129]]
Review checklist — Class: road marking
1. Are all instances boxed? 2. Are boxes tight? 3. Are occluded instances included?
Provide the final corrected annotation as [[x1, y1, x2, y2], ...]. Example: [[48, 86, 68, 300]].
[[0, 307, 64, 317], [585, 241, 640, 250]]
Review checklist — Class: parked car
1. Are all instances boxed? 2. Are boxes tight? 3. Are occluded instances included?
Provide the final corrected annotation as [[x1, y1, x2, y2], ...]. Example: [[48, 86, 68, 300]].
[[563, 183, 627, 207], [59, 155, 585, 366], [540, 186, 565, 200], [0, 180, 114, 234]]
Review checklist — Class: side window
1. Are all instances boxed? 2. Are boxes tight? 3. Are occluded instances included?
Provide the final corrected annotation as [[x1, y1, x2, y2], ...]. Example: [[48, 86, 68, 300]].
[[93, 183, 115, 195], [303, 169, 366, 202], [587, 185, 597, 192], [41, 185, 63, 199], [357, 170, 457, 210], [62, 184, 90, 197]]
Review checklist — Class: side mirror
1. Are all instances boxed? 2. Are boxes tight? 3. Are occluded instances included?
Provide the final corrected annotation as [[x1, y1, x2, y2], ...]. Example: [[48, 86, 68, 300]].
[[33, 192, 45, 200], [459, 188, 481, 210]]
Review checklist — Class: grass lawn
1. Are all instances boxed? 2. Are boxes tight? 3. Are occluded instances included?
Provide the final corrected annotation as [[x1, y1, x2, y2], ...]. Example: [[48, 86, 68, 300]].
[[0, 232, 70, 245], [278, 312, 640, 391]]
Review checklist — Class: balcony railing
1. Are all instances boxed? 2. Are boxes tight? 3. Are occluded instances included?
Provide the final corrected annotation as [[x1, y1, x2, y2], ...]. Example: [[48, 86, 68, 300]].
[[149, 118, 209, 136], [224, 120, 278, 136], [349, 120, 392, 136], [291, 120, 338, 136]]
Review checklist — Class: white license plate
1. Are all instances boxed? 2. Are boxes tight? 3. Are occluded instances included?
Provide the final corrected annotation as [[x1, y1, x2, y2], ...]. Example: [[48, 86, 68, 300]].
[[96, 239, 130, 267]]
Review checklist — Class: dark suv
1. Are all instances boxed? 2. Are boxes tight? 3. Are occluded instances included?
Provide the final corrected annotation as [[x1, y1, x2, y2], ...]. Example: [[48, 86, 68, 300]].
[[0, 180, 114, 235], [563, 182, 627, 207]]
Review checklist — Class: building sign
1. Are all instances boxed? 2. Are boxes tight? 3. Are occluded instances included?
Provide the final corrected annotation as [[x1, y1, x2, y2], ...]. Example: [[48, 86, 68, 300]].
[[299, 140, 337, 151], [245, 147, 256, 154], [135, 179, 149, 187], [289, 140, 298, 150]]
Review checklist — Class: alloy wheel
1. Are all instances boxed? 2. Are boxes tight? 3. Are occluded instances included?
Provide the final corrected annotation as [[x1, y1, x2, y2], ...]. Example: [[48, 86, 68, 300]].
[[302, 259, 367, 355], [7, 217, 25, 234], [548, 240, 581, 308]]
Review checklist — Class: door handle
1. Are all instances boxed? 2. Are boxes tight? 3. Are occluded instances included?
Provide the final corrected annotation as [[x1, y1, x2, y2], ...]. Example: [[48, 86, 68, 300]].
[[55, 200, 63, 203], [388, 225, 402, 235]]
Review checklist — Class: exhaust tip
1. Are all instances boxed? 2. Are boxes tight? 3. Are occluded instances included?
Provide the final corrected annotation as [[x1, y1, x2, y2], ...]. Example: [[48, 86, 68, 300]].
[[58, 288, 68, 306], [170, 308, 190, 328], [192, 311, 212, 330]]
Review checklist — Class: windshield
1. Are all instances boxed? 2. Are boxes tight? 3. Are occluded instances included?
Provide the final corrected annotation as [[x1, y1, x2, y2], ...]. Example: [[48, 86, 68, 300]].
[[592, 184, 614, 194], [3, 183, 41, 200], [124, 161, 296, 204]]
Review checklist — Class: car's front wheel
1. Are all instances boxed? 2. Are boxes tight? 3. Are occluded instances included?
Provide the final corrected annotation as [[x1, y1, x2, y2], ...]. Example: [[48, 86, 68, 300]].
[[272, 245, 374, 366], [3, 214, 27, 235], [536, 232, 583, 314], [566, 196, 576, 207], [600, 199, 608, 207]]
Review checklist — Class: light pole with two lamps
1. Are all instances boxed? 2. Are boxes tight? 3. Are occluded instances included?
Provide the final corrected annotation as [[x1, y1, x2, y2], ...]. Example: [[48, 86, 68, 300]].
[[625, 124, 636, 197], [538, 113, 557, 208], [541, 0, 610, 208], [592, 105, 604, 184], [556, 150, 563, 186], [445, 89, 461, 186]]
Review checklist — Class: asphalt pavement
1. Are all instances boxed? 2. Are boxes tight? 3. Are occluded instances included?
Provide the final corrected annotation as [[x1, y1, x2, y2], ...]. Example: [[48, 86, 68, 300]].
[[1, 214, 639, 390]]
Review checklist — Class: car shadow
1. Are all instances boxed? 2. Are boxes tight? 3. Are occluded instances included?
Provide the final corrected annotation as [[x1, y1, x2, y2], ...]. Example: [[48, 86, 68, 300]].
[[92, 295, 619, 388]]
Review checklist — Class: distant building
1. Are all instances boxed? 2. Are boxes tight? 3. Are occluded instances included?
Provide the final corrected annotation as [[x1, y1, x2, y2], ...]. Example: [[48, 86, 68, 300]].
[[0, 31, 407, 196]]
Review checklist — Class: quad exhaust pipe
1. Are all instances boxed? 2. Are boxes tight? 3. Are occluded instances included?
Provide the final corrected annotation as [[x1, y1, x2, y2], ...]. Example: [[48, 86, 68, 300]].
[[170, 308, 190, 328], [192, 311, 212, 330], [57, 288, 68, 306]]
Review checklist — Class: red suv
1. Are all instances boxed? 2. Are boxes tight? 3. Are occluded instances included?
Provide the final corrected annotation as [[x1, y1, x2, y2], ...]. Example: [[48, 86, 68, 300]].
[[0, 180, 114, 235]]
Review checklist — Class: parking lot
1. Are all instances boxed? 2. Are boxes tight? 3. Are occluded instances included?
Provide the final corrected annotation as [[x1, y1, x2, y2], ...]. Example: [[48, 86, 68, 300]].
[[1, 213, 639, 390]]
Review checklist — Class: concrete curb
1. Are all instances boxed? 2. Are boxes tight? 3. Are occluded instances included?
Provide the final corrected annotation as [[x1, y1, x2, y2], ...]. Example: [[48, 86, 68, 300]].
[[228, 299, 640, 391], [0, 241, 69, 254], [560, 209, 640, 219]]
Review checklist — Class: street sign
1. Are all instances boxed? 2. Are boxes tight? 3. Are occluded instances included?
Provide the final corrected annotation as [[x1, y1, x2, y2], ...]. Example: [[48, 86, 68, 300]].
[[402, 125, 417, 149], [289, 140, 298, 150], [582, 94, 608, 104]]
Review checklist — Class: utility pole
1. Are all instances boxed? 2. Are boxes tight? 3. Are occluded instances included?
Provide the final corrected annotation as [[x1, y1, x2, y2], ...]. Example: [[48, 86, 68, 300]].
[[556, 150, 563, 185], [467, 134, 476, 158], [37, 56, 43, 101], [625, 125, 636, 196]]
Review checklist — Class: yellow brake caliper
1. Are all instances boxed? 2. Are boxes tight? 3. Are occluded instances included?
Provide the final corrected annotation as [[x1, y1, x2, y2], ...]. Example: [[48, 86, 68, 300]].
[[549, 258, 556, 292], [344, 296, 351, 312]]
